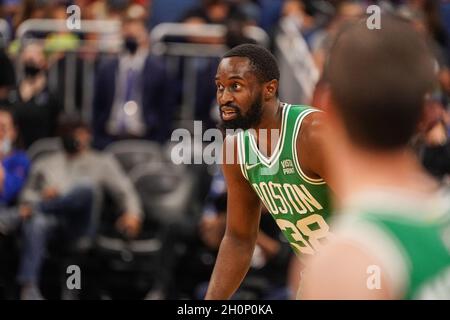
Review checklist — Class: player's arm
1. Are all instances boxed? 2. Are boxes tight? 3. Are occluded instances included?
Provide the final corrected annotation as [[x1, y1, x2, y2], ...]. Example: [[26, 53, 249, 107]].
[[297, 111, 338, 193], [205, 135, 262, 300], [299, 237, 394, 299]]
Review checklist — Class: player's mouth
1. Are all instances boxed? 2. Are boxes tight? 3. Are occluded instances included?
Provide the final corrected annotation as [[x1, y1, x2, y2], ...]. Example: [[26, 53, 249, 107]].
[[220, 106, 239, 121]]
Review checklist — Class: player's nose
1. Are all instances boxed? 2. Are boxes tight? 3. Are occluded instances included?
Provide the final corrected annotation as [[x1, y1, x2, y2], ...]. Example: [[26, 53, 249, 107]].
[[218, 88, 234, 106]]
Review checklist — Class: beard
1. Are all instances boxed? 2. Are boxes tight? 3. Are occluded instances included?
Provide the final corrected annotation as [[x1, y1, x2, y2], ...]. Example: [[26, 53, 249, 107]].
[[218, 96, 263, 134]]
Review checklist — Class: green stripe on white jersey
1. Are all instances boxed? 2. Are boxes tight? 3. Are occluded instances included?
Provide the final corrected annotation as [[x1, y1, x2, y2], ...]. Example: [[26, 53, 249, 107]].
[[237, 104, 332, 256]]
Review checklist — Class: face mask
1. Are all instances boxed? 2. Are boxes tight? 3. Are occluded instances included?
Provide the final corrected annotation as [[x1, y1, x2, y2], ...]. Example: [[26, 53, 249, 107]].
[[62, 135, 80, 155], [1, 138, 11, 155], [23, 63, 42, 78], [124, 37, 139, 55]]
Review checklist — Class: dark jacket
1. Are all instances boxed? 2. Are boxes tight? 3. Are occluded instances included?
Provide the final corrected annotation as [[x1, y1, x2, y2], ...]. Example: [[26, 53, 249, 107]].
[[92, 54, 176, 149]]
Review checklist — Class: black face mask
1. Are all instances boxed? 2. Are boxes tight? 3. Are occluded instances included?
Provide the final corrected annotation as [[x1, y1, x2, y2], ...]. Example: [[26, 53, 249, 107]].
[[124, 37, 139, 55], [23, 63, 42, 78], [62, 135, 80, 155]]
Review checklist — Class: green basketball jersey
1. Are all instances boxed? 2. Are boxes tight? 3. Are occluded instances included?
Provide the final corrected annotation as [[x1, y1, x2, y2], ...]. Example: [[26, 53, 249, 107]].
[[333, 189, 450, 299], [236, 104, 332, 256]]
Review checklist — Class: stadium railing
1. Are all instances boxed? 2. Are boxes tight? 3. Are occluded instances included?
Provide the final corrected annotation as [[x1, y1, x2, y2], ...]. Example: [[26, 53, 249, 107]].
[[0, 19, 10, 48], [14, 20, 270, 129], [15, 19, 122, 121], [149, 22, 269, 126]]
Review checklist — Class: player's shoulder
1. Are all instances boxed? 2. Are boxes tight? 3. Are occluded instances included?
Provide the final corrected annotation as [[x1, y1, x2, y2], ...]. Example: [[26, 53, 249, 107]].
[[288, 104, 321, 115], [286, 104, 326, 133], [34, 151, 64, 165], [221, 132, 248, 181], [298, 105, 326, 127], [301, 232, 393, 299], [222, 133, 240, 167], [296, 106, 327, 147]]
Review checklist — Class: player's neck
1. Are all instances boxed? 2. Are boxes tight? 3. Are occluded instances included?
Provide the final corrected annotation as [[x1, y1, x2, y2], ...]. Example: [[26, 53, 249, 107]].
[[254, 99, 282, 131], [251, 99, 283, 157], [338, 146, 439, 205]]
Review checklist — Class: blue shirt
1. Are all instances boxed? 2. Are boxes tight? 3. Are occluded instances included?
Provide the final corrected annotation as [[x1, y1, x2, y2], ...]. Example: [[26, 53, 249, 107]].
[[0, 150, 31, 206]]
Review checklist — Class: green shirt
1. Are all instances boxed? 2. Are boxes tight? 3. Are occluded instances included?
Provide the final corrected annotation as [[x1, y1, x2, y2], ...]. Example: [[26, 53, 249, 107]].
[[236, 104, 332, 256], [333, 189, 450, 299]]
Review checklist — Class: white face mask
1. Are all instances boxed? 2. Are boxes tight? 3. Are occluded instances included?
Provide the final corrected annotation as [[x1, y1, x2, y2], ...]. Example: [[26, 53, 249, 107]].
[[1, 138, 12, 156]]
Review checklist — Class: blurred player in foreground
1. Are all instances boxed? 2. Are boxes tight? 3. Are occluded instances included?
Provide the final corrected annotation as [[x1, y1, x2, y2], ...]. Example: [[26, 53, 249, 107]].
[[300, 15, 450, 299]]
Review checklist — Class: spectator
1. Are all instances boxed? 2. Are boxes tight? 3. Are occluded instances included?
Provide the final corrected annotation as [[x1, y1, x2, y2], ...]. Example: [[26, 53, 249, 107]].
[[397, 3, 450, 95], [419, 91, 450, 183], [92, 16, 175, 149], [182, 0, 235, 25], [422, 119, 450, 183], [0, 50, 16, 107], [17, 116, 142, 299], [0, 106, 31, 235], [309, 0, 364, 73], [12, 0, 50, 33], [12, 42, 62, 149], [195, 191, 292, 300], [149, 169, 291, 300]]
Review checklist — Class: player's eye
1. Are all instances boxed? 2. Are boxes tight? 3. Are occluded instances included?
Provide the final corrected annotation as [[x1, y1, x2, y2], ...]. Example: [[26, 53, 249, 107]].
[[217, 84, 224, 91], [232, 83, 242, 90]]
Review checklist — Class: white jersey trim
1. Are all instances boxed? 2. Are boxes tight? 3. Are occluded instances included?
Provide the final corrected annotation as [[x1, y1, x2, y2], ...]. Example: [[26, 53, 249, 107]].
[[332, 213, 411, 299], [292, 109, 326, 185], [237, 131, 249, 181], [248, 103, 291, 168]]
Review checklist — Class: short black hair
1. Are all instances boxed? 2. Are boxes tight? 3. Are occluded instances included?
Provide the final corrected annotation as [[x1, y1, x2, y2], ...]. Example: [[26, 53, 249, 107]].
[[325, 15, 436, 150], [0, 105, 16, 125], [222, 44, 280, 84], [57, 113, 90, 137]]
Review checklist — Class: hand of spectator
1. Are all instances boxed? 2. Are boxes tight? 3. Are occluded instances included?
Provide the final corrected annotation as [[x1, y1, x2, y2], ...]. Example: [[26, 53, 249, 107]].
[[41, 187, 59, 200], [116, 212, 142, 238], [19, 204, 33, 220], [0, 164, 4, 188]]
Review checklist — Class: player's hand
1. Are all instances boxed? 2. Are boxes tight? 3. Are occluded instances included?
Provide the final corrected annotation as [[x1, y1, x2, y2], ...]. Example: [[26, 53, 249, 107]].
[[41, 187, 59, 200], [116, 213, 142, 238]]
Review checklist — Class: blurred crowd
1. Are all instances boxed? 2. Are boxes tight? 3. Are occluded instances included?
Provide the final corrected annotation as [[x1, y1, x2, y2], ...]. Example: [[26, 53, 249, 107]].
[[0, 0, 449, 300]]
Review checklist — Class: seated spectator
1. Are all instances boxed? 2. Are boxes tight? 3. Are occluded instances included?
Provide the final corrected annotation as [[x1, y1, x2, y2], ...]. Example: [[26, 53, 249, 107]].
[[193, 194, 292, 300], [422, 119, 450, 184], [11, 42, 62, 149], [0, 50, 16, 107], [17, 116, 143, 300], [309, 0, 363, 73], [0, 107, 31, 235], [92, 15, 175, 149], [182, 0, 252, 25], [148, 169, 291, 300]]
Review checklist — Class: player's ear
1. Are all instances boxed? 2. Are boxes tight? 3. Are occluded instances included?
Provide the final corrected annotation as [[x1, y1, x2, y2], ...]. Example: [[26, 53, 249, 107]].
[[264, 80, 278, 100], [312, 80, 333, 113]]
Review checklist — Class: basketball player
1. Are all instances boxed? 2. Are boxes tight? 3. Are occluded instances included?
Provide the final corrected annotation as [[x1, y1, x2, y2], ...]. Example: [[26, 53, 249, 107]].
[[300, 16, 450, 299], [205, 44, 332, 299]]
